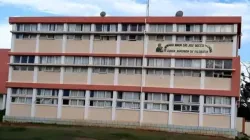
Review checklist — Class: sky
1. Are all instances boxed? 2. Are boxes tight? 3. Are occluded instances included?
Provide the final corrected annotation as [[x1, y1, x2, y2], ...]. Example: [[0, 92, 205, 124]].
[[0, 0, 249, 61]]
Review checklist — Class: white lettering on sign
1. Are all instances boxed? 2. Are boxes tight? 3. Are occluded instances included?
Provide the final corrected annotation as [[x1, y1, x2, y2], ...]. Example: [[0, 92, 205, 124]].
[[156, 43, 213, 53]]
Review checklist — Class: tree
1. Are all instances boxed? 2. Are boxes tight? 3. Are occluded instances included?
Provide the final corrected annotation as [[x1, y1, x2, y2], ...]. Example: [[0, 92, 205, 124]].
[[238, 62, 250, 120]]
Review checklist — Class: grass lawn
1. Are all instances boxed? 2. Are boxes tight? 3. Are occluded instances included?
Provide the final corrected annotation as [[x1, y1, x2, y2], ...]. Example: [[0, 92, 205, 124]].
[[0, 123, 233, 140]]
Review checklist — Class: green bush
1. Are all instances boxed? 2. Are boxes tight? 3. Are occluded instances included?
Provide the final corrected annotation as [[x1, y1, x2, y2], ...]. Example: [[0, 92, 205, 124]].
[[0, 109, 5, 122]]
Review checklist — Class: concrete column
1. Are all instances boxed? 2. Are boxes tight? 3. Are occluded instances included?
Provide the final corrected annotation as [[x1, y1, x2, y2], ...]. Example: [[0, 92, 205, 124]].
[[116, 23, 121, 54], [112, 91, 117, 121], [114, 57, 119, 85], [33, 56, 38, 83], [232, 36, 237, 57], [8, 56, 13, 82], [170, 58, 175, 88], [10, 24, 16, 52], [168, 93, 174, 124], [31, 89, 37, 117], [62, 23, 67, 53], [140, 92, 145, 125], [231, 97, 236, 129], [57, 90, 63, 119], [5, 88, 12, 116], [2, 94, 6, 110], [200, 59, 206, 89], [84, 90, 90, 119], [199, 95, 204, 127]]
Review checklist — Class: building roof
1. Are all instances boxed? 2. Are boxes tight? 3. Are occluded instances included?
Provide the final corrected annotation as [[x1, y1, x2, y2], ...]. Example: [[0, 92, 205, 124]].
[[0, 49, 10, 94], [9, 16, 241, 24]]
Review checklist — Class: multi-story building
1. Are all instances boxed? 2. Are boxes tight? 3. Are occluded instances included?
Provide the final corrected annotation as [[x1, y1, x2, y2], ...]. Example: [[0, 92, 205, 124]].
[[5, 16, 241, 131], [0, 49, 9, 110]]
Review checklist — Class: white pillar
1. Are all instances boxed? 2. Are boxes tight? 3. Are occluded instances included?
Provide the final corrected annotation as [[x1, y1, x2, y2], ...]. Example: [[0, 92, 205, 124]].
[[57, 90, 63, 119], [116, 23, 121, 54], [112, 91, 117, 121], [232, 36, 237, 57], [231, 97, 236, 129], [170, 58, 175, 88], [5, 88, 12, 116], [8, 56, 13, 82], [140, 92, 145, 125], [31, 89, 37, 117], [168, 93, 174, 124], [84, 90, 90, 119], [10, 24, 16, 52], [2, 94, 6, 110], [199, 95, 204, 127]]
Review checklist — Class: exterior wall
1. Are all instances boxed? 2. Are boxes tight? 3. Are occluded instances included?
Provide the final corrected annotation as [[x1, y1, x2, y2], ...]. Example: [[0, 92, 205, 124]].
[[172, 112, 199, 126], [63, 72, 87, 84], [91, 73, 114, 85], [88, 108, 112, 121], [118, 74, 141, 86], [174, 77, 200, 89], [145, 75, 170, 87], [10, 104, 31, 117], [143, 111, 168, 124], [35, 105, 57, 118], [39, 40, 62, 53], [116, 109, 139, 122], [203, 114, 230, 128], [147, 41, 172, 55], [37, 72, 60, 83], [93, 41, 116, 54], [120, 41, 143, 54], [61, 106, 84, 120], [236, 117, 243, 132], [204, 78, 231, 90], [12, 71, 33, 83], [205, 42, 233, 57], [14, 39, 36, 52], [65, 40, 90, 53]]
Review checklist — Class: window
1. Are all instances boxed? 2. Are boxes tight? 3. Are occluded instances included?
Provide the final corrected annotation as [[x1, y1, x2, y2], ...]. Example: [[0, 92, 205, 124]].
[[146, 69, 170, 76], [93, 57, 115, 66], [177, 24, 202, 32], [40, 56, 61, 64], [120, 58, 142, 66], [40, 35, 63, 40], [67, 24, 91, 32], [89, 91, 112, 108], [95, 24, 117, 32], [149, 24, 173, 32], [11, 97, 32, 104], [176, 36, 202, 42], [38, 66, 61, 72], [12, 88, 33, 96], [117, 92, 140, 109], [65, 56, 89, 65], [148, 35, 172, 41], [205, 71, 232, 78], [15, 34, 37, 39], [121, 35, 143, 41], [36, 89, 59, 105], [14, 56, 35, 63], [207, 25, 233, 33], [93, 68, 114, 74], [65, 67, 87, 73], [147, 58, 171, 67], [41, 24, 64, 31], [17, 24, 37, 31], [174, 70, 201, 77], [204, 96, 231, 115], [13, 66, 34, 71], [206, 36, 233, 42], [122, 24, 145, 32], [175, 59, 201, 68], [67, 35, 90, 40], [62, 90, 85, 106], [119, 68, 142, 75], [173, 95, 200, 112], [206, 60, 232, 69], [94, 35, 117, 40]]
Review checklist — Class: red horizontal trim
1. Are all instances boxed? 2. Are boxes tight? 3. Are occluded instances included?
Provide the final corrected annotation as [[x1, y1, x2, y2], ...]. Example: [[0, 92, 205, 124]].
[[6, 82, 238, 97], [9, 52, 235, 59], [9, 16, 241, 24]]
